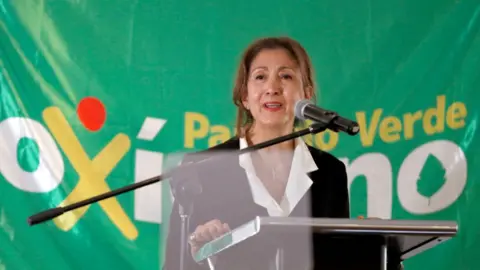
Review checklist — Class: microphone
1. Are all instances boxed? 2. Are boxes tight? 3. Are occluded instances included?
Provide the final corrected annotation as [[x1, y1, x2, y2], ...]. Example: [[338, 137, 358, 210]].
[[295, 99, 360, 135]]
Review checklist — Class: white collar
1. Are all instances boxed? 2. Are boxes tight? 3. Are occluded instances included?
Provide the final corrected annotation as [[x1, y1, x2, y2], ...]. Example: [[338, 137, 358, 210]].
[[238, 137, 318, 173], [238, 137, 318, 216]]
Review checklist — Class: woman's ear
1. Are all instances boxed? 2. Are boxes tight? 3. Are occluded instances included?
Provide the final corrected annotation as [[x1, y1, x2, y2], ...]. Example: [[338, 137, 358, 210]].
[[242, 100, 249, 110], [304, 86, 313, 100]]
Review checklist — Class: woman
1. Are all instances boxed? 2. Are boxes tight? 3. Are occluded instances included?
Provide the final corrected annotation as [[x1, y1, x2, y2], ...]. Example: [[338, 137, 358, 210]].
[[163, 36, 351, 270]]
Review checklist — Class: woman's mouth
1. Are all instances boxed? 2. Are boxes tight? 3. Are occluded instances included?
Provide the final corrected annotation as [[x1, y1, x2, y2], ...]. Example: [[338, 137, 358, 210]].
[[263, 102, 283, 111]]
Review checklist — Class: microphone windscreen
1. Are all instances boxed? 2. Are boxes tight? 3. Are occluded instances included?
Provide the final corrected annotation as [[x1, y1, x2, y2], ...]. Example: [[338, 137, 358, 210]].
[[294, 99, 312, 120]]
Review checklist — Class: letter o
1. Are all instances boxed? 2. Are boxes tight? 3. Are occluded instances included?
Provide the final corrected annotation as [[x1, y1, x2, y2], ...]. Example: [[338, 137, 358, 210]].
[[397, 140, 467, 214], [0, 117, 64, 192]]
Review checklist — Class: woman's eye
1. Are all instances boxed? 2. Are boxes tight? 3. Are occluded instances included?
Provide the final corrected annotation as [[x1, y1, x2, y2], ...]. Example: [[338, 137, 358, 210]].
[[255, 74, 265, 80], [281, 74, 292, 80]]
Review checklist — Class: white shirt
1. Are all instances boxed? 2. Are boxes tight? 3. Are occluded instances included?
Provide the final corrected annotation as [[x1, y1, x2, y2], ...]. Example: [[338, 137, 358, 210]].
[[238, 137, 318, 217]]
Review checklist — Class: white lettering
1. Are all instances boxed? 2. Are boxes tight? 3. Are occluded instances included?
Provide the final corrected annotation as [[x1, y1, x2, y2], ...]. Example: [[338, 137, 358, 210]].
[[136, 117, 167, 141], [0, 117, 64, 192], [397, 140, 467, 214], [134, 149, 163, 223], [134, 151, 183, 224], [342, 154, 393, 219]]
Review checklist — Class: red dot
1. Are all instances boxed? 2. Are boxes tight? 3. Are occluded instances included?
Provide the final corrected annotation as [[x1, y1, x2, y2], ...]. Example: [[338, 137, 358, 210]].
[[77, 97, 106, 131]]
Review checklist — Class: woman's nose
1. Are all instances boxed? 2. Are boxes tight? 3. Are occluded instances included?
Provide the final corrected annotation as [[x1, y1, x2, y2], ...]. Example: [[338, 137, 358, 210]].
[[265, 78, 282, 95]]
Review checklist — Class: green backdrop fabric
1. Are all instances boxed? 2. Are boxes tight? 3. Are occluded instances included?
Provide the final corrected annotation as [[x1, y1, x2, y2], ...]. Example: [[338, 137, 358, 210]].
[[1, 0, 479, 269]]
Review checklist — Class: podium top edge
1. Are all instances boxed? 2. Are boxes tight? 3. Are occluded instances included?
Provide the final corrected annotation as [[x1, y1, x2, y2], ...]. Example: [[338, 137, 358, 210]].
[[193, 216, 458, 263], [254, 216, 458, 235]]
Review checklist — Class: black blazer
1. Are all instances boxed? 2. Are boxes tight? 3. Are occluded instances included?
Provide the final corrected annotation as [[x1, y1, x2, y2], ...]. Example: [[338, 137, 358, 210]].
[[162, 137, 351, 270]]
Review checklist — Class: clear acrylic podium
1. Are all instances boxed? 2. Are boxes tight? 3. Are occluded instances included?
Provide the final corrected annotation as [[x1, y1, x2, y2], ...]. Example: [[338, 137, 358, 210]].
[[193, 216, 458, 270]]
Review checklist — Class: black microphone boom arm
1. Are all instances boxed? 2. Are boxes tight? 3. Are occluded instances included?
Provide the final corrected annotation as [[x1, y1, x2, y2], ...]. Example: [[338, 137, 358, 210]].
[[27, 122, 329, 226]]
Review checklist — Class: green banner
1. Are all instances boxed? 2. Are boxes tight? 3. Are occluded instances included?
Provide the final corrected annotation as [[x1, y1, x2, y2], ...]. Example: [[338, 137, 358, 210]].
[[1, 0, 479, 269]]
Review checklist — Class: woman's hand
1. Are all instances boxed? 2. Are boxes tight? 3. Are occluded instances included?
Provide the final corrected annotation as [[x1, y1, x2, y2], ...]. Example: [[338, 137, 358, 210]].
[[188, 219, 231, 256]]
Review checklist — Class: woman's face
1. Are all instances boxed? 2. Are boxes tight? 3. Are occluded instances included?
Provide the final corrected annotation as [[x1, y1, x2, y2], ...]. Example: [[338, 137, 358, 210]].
[[243, 48, 310, 130]]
